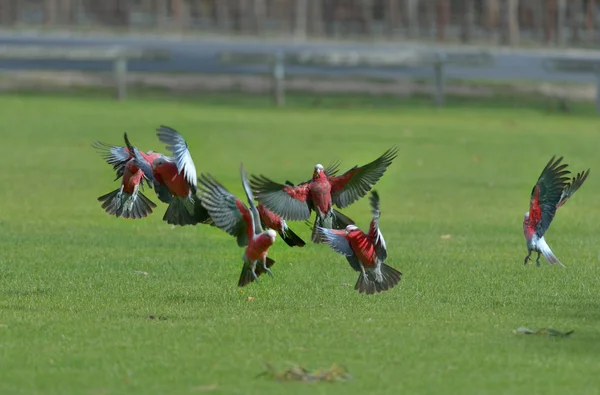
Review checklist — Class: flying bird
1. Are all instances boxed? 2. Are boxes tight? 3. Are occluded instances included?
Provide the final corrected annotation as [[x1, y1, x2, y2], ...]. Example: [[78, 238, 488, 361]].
[[523, 156, 590, 267], [96, 133, 157, 219], [197, 165, 278, 287], [250, 146, 398, 243], [315, 190, 401, 294]]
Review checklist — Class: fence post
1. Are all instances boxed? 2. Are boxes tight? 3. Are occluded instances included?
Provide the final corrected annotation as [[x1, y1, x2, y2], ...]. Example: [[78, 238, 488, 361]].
[[272, 51, 285, 107], [113, 56, 128, 101], [433, 52, 445, 107]]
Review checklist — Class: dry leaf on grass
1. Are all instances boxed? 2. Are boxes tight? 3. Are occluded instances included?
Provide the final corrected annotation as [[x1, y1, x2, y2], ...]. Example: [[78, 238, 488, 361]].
[[440, 234, 452, 240], [247, 296, 256, 301], [257, 362, 353, 383]]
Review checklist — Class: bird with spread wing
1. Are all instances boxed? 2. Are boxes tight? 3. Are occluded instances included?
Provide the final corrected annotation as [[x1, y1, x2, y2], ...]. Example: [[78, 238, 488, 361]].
[[250, 147, 398, 244], [197, 165, 278, 287], [315, 190, 402, 294], [523, 156, 589, 267]]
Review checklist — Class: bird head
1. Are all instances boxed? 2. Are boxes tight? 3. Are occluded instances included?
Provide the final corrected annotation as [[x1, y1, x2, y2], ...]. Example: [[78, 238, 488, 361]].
[[151, 155, 167, 169], [345, 224, 359, 235], [313, 164, 324, 179], [266, 229, 277, 241]]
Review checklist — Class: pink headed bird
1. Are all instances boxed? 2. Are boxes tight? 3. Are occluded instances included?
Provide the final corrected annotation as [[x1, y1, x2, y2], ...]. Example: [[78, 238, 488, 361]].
[[197, 165, 278, 287], [250, 147, 398, 243], [315, 190, 402, 294], [96, 133, 157, 219], [523, 156, 589, 267]]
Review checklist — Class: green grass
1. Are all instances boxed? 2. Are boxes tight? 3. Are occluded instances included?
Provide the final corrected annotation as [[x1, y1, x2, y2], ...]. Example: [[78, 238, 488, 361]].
[[1, 93, 600, 395]]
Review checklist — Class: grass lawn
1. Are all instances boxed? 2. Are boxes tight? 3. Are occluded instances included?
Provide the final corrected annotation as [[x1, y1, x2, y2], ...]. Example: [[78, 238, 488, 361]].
[[1, 92, 599, 395]]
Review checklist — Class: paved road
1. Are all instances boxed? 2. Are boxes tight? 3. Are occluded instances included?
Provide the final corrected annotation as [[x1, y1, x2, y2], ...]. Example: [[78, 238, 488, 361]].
[[0, 31, 597, 84]]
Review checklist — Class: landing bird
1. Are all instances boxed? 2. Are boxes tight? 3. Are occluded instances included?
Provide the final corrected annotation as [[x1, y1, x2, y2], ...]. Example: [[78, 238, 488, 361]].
[[523, 156, 590, 267], [315, 191, 401, 294], [250, 146, 398, 243], [139, 126, 213, 227], [257, 204, 306, 247], [97, 133, 157, 219], [197, 165, 278, 287]]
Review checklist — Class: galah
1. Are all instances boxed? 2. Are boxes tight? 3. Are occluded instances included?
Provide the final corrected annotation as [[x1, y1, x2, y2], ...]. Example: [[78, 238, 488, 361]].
[[256, 203, 305, 247], [138, 125, 213, 227], [250, 146, 398, 243], [97, 134, 157, 219], [523, 156, 590, 267], [315, 190, 402, 294], [197, 165, 277, 287]]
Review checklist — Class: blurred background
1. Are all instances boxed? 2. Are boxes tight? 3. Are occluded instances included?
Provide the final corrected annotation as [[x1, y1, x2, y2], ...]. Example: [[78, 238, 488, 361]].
[[1, 0, 600, 111]]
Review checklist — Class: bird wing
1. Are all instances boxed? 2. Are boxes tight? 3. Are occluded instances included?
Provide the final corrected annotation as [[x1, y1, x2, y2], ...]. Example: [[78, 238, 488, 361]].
[[329, 146, 398, 209], [240, 164, 262, 235], [315, 227, 361, 272], [91, 140, 131, 176], [556, 168, 590, 210], [156, 125, 197, 190], [367, 191, 387, 261], [528, 156, 571, 237], [197, 173, 252, 247], [250, 174, 312, 221]]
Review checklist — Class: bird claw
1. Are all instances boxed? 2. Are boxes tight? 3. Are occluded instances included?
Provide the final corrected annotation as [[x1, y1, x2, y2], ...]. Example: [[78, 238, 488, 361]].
[[523, 256, 530, 265], [263, 266, 274, 278]]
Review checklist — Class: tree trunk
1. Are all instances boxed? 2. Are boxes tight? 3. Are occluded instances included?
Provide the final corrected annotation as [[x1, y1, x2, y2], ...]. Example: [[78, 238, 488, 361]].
[[569, 0, 583, 43], [484, 0, 500, 39], [171, 0, 185, 29], [460, 0, 475, 42], [385, 0, 397, 38], [0, 0, 17, 26], [501, 0, 519, 45], [586, 0, 596, 41], [154, 0, 168, 27], [545, 0, 557, 43], [214, 0, 230, 30], [44, 0, 57, 25], [294, 0, 308, 39], [404, 0, 419, 38], [435, 0, 449, 42], [251, 0, 266, 34], [308, 0, 323, 36], [323, 0, 335, 37], [360, 0, 373, 36], [557, 0, 566, 45]]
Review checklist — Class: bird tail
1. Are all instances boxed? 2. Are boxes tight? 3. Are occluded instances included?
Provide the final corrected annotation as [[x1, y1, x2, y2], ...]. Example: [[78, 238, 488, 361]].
[[238, 257, 276, 287], [280, 225, 306, 247], [192, 194, 214, 226], [162, 196, 198, 226], [538, 237, 565, 268], [332, 209, 355, 229], [355, 263, 402, 295], [98, 188, 156, 219]]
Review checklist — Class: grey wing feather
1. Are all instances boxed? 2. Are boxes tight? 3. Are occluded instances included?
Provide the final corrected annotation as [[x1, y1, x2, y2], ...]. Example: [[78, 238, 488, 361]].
[[369, 191, 387, 261], [240, 164, 261, 234], [250, 174, 312, 221], [197, 173, 248, 247], [331, 146, 399, 209], [91, 141, 131, 171], [156, 125, 197, 189], [315, 227, 354, 257]]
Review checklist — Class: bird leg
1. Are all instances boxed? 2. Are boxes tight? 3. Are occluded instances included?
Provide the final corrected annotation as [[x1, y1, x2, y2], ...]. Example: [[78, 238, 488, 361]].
[[523, 250, 532, 265], [262, 256, 274, 277], [250, 260, 259, 283], [536, 251, 541, 267]]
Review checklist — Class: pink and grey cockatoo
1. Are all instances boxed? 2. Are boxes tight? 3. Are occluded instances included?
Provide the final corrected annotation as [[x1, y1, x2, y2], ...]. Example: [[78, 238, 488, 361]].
[[96, 133, 157, 219], [197, 165, 278, 287], [523, 156, 590, 267], [315, 190, 402, 294], [250, 146, 398, 243], [141, 125, 213, 226]]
